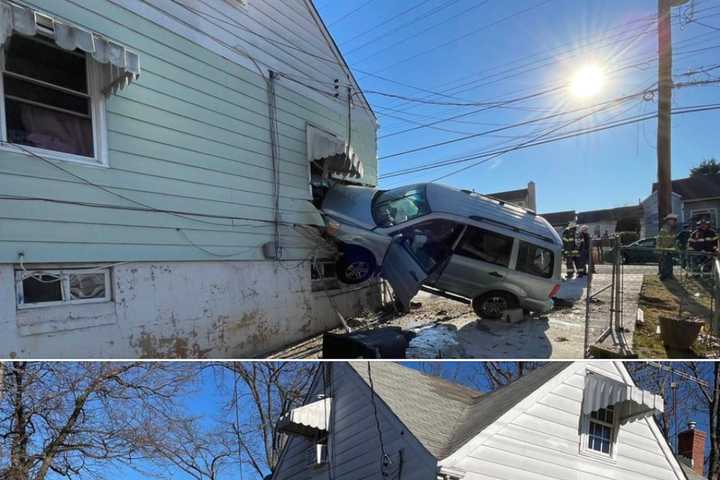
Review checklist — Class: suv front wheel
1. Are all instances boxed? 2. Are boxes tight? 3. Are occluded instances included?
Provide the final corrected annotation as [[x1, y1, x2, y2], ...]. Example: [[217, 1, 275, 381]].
[[472, 292, 517, 319], [337, 248, 375, 284]]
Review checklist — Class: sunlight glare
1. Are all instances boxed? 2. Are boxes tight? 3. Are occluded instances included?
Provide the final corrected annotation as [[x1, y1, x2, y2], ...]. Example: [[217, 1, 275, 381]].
[[570, 64, 606, 98]]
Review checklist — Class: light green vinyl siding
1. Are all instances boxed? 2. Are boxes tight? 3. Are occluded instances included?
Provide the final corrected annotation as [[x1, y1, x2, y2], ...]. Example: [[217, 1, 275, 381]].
[[0, 0, 377, 263]]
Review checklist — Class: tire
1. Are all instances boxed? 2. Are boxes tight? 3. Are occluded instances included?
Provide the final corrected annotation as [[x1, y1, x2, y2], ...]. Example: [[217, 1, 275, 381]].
[[337, 248, 375, 284], [472, 292, 517, 319]]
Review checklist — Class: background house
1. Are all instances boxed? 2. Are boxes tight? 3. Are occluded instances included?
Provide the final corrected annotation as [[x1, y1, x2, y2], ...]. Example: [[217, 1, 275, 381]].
[[485, 181, 537, 211], [0, 0, 380, 358], [540, 210, 577, 234], [272, 361, 698, 480], [577, 205, 645, 238], [645, 175, 720, 234]]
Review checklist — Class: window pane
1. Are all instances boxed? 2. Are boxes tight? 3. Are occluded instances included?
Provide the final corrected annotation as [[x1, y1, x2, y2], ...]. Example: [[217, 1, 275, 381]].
[[5, 35, 88, 92], [4, 75, 90, 115], [372, 185, 430, 227], [69, 273, 107, 300], [516, 241, 554, 278], [22, 274, 63, 303], [5, 99, 94, 157], [456, 226, 513, 267]]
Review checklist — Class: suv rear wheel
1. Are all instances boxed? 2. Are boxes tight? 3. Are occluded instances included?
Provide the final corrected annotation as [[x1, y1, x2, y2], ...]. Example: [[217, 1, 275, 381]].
[[472, 292, 517, 319]]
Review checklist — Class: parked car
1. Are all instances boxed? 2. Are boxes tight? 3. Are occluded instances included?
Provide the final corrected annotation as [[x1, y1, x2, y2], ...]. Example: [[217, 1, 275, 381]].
[[320, 183, 563, 318], [621, 237, 660, 264]]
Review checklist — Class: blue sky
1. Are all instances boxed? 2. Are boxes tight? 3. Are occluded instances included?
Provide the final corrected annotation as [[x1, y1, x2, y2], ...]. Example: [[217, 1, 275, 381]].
[[315, 0, 720, 214]]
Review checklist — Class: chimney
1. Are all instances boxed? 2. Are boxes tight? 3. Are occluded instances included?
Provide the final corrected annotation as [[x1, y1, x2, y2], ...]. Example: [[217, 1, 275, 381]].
[[527, 181, 537, 212], [678, 421, 706, 476]]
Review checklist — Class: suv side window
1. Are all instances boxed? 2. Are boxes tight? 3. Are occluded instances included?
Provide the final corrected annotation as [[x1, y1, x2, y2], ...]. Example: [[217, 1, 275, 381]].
[[456, 226, 513, 267], [516, 241, 554, 278]]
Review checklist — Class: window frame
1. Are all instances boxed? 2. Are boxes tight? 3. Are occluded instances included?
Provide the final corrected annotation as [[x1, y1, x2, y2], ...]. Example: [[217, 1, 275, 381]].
[[514, 240, 555, 279], [580, 405, 620, 461], [689, 208, 718, 228], [0, 33, 108, 167], [454, 224, 515, 268], [15, 268, 112, 309]]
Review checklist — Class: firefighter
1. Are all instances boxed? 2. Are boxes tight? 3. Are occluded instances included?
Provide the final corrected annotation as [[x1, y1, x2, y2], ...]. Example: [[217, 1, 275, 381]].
[[676, 223, 692, 270], [577, 225, 591, 277], [562, 222, 579, 279], [689, 219, 718, 272], [656, 213, 678, 280]]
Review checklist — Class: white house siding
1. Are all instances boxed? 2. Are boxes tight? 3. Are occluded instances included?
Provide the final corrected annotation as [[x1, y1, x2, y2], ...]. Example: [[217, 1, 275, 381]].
[[0, 0, 379, 357], [440, 362, 684, 480], [273, 363, 438, 480]]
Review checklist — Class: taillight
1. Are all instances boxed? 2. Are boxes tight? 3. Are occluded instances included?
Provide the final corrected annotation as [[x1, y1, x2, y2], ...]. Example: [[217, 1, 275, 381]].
[[549, 284, 561, 298]]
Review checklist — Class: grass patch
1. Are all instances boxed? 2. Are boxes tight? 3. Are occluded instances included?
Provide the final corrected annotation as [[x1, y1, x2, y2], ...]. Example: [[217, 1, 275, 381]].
[[634, 274, 715, 358]]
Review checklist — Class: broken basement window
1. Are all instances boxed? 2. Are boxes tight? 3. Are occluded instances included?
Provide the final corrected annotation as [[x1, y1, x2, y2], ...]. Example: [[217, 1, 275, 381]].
[[16, 269, 111, 308], [311, 260, 340, 291]]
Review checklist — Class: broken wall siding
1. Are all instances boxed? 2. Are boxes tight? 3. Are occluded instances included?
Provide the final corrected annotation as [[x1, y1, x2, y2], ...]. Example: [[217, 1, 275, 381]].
[[439, 362, 685, 480], [0, 0, 377, 264], [272, 363, 437, 480]]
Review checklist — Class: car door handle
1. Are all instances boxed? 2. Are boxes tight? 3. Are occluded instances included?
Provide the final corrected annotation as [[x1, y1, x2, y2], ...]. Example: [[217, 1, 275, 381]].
[[488, 271, 503, 278]]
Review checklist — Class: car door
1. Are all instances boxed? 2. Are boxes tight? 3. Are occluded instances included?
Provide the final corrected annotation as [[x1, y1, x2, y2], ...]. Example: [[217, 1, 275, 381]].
[[381, 219, 463, 311], [433, 224, 515, 298]]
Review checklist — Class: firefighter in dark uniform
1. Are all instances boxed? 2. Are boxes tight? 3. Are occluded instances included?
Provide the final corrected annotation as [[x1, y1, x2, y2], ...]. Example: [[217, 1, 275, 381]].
[[657, 213, 678, 280], [676, 223, 692, 269], [562, 222, 580, 279], [577, 225, 591, 277], [689, 219, 719, 272]]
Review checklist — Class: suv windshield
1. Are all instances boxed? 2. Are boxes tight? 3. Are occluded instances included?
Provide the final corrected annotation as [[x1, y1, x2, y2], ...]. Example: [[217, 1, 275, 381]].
[[372, 185, 430, 227]]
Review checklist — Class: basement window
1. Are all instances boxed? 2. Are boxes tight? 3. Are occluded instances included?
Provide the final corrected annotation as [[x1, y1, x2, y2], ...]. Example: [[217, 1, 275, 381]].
[[16, 268, 111, 308], [311, 260, 340, 291]]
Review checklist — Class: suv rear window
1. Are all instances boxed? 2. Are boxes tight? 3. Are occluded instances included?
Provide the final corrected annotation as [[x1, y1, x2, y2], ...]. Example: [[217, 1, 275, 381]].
[[516, 241, 554, 278], [456, 226, 513, 267]]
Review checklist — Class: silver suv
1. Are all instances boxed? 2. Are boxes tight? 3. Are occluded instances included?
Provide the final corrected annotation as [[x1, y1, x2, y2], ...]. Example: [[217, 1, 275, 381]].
[[321, 182, 563, 317]]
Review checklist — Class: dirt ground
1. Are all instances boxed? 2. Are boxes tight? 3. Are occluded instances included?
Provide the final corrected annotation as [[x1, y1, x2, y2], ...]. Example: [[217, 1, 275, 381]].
[[634, 273, 718, 358], [271, 265, 658, 359]]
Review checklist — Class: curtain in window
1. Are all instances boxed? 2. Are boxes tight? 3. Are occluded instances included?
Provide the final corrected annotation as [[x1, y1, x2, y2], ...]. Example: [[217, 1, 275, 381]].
[[19, 103, 93, 156], [0, 0, 140, 95]]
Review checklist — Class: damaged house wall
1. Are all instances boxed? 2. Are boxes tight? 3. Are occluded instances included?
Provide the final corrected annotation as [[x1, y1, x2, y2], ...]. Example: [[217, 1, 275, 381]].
[[0, 0, 380, 358]]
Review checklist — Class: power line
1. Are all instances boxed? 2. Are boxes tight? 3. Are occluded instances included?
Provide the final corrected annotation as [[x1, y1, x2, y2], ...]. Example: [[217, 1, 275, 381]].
[[380, 102, 720, 181], [338, 0, 435, 47], [328, 0, 378, 26]]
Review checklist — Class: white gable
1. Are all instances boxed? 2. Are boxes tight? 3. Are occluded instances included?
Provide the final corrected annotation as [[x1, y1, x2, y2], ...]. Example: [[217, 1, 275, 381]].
[[439, 362, 687, 480]]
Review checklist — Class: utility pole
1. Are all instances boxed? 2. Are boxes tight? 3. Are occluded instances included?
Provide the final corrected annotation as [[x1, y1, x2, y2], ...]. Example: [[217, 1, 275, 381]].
[[657, 0, 691, 223], [656, 0, 673, 223]]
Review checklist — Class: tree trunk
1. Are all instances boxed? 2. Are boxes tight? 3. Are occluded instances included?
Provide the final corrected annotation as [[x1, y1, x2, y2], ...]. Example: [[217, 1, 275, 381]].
[[9, 363, 29, 480]]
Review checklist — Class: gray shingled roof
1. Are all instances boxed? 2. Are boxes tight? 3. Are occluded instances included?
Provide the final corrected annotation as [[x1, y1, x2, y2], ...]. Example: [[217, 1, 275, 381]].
[[349, 362, 571, 459], [652, 175, 720, 201], [540, 210, 577, 226], [577, 205, 643, 224]]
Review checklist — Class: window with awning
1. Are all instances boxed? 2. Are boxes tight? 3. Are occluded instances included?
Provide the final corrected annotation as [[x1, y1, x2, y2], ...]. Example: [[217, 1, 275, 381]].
[[581, 371, 664, 458], [277, 397, 332, 437], [0, 1, 140, 164], [307, 125, 364, 184]]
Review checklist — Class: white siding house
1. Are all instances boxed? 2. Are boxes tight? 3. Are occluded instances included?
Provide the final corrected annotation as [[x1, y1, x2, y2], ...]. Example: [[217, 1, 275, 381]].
[[273, 362, 699, 480], [0, 0, 381, 358]]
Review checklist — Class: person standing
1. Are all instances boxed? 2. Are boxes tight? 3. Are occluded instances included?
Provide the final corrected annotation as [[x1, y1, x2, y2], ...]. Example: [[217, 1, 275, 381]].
[[577, 225, 591, 277], [688, 219, 718, 272], [656, 213, 678, 280], [676, 223, 692, 270], [562, 222, 579, 279]]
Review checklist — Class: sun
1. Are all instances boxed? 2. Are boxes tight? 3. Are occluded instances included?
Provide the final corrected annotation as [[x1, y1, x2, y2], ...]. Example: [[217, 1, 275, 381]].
[[569, 64, 606, 98]]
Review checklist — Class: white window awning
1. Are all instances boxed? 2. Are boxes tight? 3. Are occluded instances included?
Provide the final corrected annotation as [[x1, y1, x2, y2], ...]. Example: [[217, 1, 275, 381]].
[[583, 372, 664, 425], [277, 397, 331, 437], [307, 125, 364, 181], [0, 1, 140, 95]]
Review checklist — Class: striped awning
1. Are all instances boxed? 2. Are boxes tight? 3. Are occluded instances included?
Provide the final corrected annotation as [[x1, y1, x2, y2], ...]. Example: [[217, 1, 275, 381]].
[[307, 126, 364, 181], [583, 372, 664, 425], [277, 397, 331, 437], [0, 1, 140, 95]]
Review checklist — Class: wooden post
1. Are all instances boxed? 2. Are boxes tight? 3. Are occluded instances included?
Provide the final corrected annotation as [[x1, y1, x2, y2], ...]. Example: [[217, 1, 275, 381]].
[[657, 0, 673, 223]]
